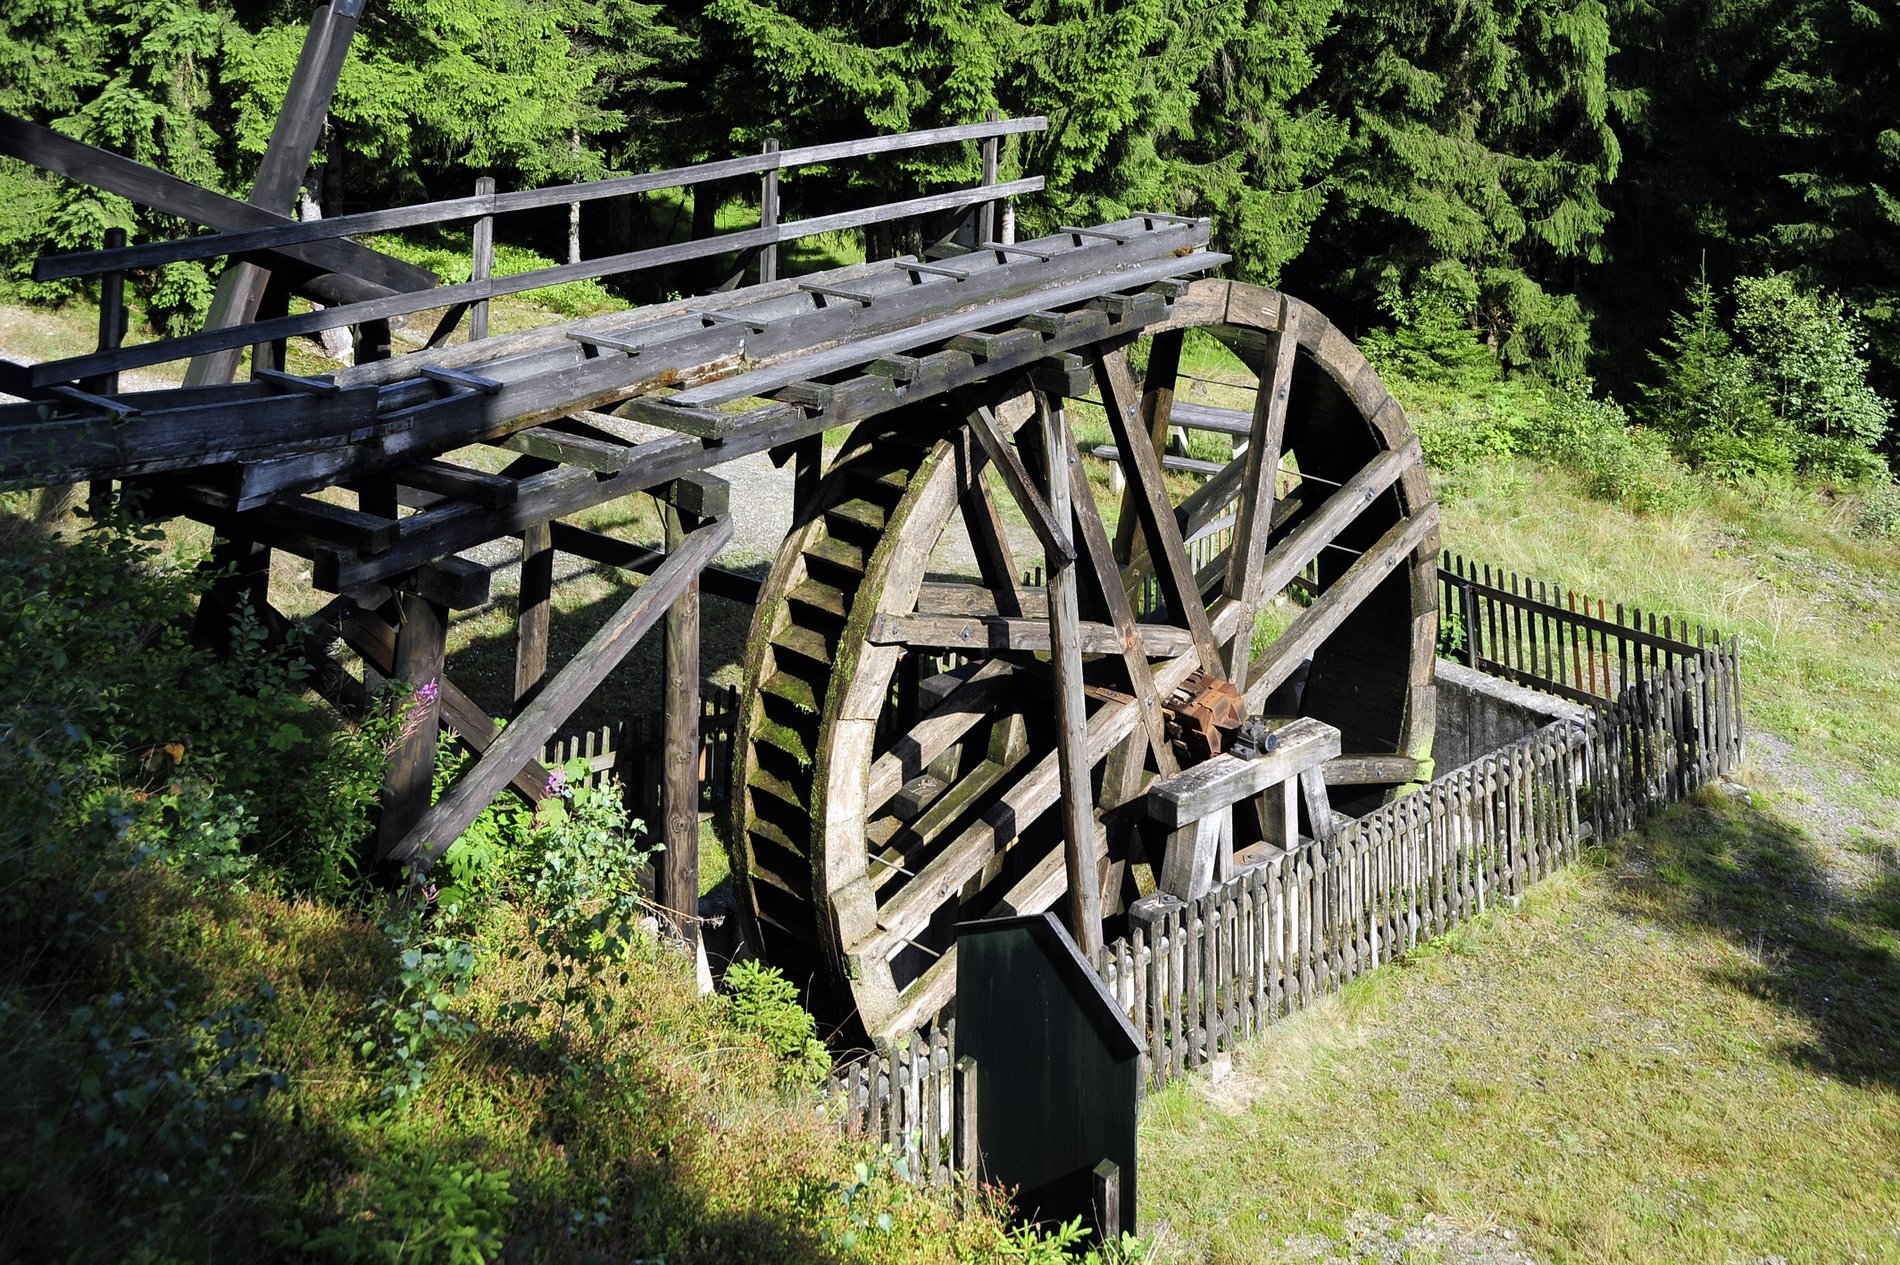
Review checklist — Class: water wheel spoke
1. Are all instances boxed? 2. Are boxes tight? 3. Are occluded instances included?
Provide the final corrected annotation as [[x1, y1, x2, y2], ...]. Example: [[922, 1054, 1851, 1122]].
[[953, 424, 1028, 616], [1091, 344, 1221, 672], [1224, 295, 1300, 680], [1112, 327, 1183, 562], [1060, 403, 1184, 778], [1242, 506, 1440, 710]]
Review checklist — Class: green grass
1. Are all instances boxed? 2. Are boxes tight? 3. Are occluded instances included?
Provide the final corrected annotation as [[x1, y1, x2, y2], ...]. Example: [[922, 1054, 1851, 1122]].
[[1139, 382, 1900, 1262]]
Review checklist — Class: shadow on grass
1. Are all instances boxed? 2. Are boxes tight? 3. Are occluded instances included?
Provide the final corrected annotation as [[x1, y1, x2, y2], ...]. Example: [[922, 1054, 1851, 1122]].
[[1607, 790, 1900, 1089]]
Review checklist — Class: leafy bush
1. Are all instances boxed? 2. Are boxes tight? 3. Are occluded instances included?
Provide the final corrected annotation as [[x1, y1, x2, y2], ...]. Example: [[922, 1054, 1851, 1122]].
[[1856, 477, 1900, 540], [1527, 386, 1693, 514]]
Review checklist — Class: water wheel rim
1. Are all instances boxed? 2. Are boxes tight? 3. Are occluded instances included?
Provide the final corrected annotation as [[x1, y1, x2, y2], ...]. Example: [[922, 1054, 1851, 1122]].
[[732, 279, 1439, 1039]]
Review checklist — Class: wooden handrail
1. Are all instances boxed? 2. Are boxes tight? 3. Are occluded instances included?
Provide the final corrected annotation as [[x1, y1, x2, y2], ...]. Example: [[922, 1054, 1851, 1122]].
[[34, 116, 1050, 281], [28, 176, 1046, 386]]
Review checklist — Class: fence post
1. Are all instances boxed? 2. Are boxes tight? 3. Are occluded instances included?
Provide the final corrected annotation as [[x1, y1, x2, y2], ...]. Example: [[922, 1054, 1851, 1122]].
[[955, 1053, 979, 1190], [1461, 575, 1481, 669], [979, 109, 1001, 246], [470, 175, 495, 341], [84, 225, 129, 513], [759, 139, 780, 284]]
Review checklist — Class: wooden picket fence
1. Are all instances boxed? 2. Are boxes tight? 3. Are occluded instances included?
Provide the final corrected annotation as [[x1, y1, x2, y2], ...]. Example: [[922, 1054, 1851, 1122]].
[[538, 681, 742, 816], [823, 573, 1743, 1182]]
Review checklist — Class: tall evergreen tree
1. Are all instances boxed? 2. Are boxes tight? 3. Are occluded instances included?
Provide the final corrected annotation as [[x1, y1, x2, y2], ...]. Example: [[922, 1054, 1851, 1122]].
[[1307, 0, 1624, 377]]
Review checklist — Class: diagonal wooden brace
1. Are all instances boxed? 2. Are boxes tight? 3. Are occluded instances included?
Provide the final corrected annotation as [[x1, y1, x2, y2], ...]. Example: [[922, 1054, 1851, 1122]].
[[388, 511, 733, 873]]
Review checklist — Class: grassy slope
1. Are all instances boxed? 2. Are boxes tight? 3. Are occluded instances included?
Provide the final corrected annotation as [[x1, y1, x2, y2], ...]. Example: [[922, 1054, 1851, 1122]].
[[1140, 417, 1900, 1262]]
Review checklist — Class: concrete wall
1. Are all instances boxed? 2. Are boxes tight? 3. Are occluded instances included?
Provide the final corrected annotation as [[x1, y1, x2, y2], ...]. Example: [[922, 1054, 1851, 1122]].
[[1433, 659, 1590, 772]]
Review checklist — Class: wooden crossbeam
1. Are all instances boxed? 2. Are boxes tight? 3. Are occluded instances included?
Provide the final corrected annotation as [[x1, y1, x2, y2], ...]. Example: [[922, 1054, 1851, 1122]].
[[866, 612, 1193, 657], [389, 513, 732, 871], [964, 400, 1073, 562]]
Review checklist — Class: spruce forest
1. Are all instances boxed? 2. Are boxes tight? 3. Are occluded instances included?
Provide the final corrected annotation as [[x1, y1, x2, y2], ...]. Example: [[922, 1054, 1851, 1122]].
[[2, 2, 1899, 1264], [3, 0, 1898, 449]]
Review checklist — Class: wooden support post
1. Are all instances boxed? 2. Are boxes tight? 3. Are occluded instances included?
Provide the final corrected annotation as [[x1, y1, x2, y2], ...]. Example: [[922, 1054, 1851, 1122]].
[[759, 139, 780, 284], [793, 433, 822, 514], [83, 225, 127, 515], [978, 110, 1000, 247], [658, 495, 704, 944], [1041, 396, 1103, 956], [515, 520, 553, 710], [185, 0, 364, 387], [470, 175, 495, 341], [955, 1053, 981, 1187], [1093, 1159, 1122, 1243], [376, 590, 448, 870], [191, 535, 271, 655]]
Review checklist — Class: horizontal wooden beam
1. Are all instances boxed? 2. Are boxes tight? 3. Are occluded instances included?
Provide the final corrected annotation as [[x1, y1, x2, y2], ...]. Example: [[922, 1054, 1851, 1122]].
[[389, 513, 732, 870], [1145, 717, 1341, 827], [1324, 752, 1432, 785], [868, 611, 1192, 657], [545, 516, 761, 605]]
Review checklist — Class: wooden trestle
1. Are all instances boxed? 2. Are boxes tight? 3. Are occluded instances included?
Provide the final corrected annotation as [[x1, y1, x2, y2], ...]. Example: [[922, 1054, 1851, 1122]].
[[0, 93, 1227, 944]]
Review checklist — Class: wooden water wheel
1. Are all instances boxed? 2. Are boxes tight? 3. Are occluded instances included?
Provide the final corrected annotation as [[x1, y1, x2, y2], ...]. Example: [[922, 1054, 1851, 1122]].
[[730, 278, 1440, 1038]]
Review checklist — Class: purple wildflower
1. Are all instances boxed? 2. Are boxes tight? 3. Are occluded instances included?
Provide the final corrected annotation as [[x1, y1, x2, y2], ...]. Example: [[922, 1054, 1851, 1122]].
[[544, 767, 569, 798], [416, 679, 440, 705]]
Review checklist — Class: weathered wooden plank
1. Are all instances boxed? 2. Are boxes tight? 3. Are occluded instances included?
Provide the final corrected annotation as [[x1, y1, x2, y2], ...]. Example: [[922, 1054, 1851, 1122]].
[[1146, 719, 1342, 828], [389, 514, 732, 870], [866, 611, 1191, 657], [1323, 753, 1432, 785]]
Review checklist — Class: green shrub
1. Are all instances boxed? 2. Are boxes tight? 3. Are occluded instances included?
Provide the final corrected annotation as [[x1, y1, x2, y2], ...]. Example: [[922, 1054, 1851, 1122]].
[[1645, 270, 1893, 481], [722, 958, 831, 1089], [1856, 477, 1900, 539]]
